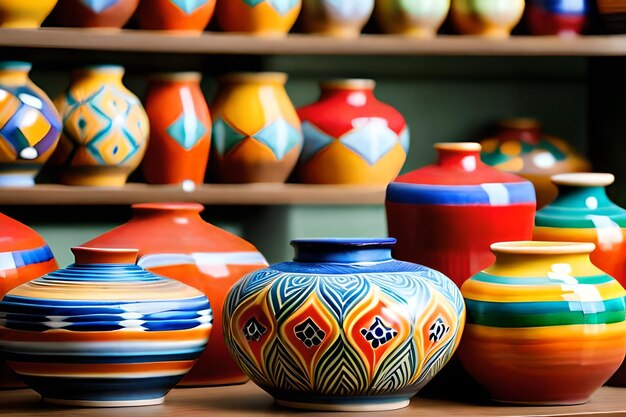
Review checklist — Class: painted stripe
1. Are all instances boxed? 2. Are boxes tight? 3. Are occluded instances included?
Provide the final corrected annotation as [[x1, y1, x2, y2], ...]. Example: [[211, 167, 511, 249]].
[[137, 252, 268, 269], [386, 181, 535, 205], [10, 360, 195, 378], [0, 245, 54, 270], [462, 280, 625, 302], [3, 351, 202, 364], [0, 337, 210, 354], [471, 272, 614, 286], [1, 325, 211, 342]]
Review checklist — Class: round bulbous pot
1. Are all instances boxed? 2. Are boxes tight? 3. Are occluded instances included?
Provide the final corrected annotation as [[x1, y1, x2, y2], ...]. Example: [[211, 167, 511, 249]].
[[451, 0, 525, 38], [134, 0, 216, 32], [375, 0, 450, 37], [525, 0, 587, 36], [216, 0, 302, 36], [460, 241, 626, 405], [300, 0, 374, 37], [223, 238, 465, 412], [0, 0, 57, 28], [50, 0, 139, 28]]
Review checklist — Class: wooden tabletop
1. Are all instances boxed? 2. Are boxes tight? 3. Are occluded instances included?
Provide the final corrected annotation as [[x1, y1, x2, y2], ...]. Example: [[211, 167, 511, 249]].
[[1, 382, 625, 417]]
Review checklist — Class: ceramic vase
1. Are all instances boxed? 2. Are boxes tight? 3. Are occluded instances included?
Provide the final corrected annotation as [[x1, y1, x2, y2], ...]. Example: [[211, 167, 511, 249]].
[[51, 65, 149, 187], [0, 62, 61, 187], [480, 118, 590, 209], [83, 203, 268, 386], [386, 142, 536, 288], [451, 0, 525, 37], [297, 79, 408, 185], [598, 0, 626, 34], [526, 0, 587, 35], [300, 0, 374, 37], [51, 0, 139, 28], [142, 73, 211, 185], [375, 0, 450, 37], [216, 0, 302, 36], [0, 0, 57, 28], [224, 238, 465, 411], [210, 72, 302, 183], [0, 247, 212, 407], [135, 0, 216, 32], [460, 241, 626, 404]]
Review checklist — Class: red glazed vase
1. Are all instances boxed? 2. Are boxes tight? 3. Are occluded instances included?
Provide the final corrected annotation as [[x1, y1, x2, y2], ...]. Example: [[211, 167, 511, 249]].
[[142, 72, 211, 185], [526, 0, 587, 36], [82, 203, 268, 387], [385, 142, 537, 288], [50, 0, 139, 28], [134, 0, 216, 31], [296, 79, 409, 184]]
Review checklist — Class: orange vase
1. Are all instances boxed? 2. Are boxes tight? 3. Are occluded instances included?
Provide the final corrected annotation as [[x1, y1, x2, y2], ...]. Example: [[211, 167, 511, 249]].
[[142, 72, 211, 185], [134, 0, 216, 32], [50, 0, 139, 28], [82, 203, 268, 387], [216, 0, 301, 36]]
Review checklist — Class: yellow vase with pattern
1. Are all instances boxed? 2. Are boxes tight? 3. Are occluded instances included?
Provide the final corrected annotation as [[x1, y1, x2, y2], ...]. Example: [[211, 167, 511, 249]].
[[0, 0, 57, 28], [451, 0, 525, 37], [51, 65, 149, 187], [216, 0, 301, 36]]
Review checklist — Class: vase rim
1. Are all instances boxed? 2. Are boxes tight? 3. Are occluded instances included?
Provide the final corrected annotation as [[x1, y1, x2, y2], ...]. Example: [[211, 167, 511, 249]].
[[291, 238, 396, 249], [0, 61, 31, 71], [498, 118, 542, 130], [320, 79, 376, 90], [434, 142, 482, 152], [148, 71, 202, 82], [491, 241, 595, 255], [219, 72, 287, 84], [71, 247, 139, 265], [551, 173, 614, 187], [76, 64, 125, 74], [132, 202, 205, 212]]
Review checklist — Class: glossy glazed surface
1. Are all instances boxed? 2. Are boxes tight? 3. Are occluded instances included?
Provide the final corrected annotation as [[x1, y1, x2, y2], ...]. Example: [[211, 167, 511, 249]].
[[386, 143, 536, 288], [135, 0, 216, 32], [51, 65, 149, 186], [301, 0, 374, 37], [297, 80, 408, 184], [0, 0, 57, 28], [451, 0, 525, 37], [0, 62, 61, 187], [216, 0, 301, 36], [83, 203, 268, 386], [597, 0, 626, 34], [481, 119, 590, 208], [460, 242, 626, 404], [224, 238, 465, 411], [51, 0, 139, 28], [142, 73, 211, 185], [526, 0, 587, 35], [0, 247, 212, 407], [210, 73, 302, 183], [375, 0, 450, 37]]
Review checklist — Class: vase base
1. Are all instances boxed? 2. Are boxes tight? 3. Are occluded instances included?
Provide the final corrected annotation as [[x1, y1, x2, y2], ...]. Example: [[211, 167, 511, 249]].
[[491, 397, 589, 406], [275, 398, 410, 412], [43, 396, 165, 408]]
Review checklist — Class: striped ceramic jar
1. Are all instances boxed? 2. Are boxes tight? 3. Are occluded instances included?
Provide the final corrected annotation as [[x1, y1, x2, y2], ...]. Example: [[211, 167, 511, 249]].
[[460, 241, 626, 405], [0, 247, 212, 407]]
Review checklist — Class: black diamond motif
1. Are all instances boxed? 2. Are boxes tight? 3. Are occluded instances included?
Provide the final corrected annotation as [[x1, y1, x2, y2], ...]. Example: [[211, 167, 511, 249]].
[[361, 317, 398, 349], [243, 317, 267, 342], [294, 318, 326, 348], [429, 317, 449, 342]]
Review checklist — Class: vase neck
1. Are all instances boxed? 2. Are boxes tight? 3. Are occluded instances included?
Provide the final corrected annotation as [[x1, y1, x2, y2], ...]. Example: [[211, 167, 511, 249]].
[[291, 238, 395, 264], [131, 203, 204, 223], [551, 185, 613, 209], [0, 62, 31, 85], [72, 247, 138, 265], [319, 79, 376, 103], [435, 143, 482, 172], [72, 65, 125, 84]]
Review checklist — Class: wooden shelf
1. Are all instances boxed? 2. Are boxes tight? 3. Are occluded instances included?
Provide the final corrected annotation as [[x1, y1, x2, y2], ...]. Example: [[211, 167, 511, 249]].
[[3, 28, 626, 56], [0, 184, 385, 205], [1, 382, 625, 417]]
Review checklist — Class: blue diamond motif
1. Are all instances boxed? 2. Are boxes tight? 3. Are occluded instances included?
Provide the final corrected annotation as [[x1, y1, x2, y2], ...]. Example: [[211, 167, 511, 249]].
[[340, 119, 399, 165], [166, 112, 207, 150], [268, 0, 299, 15], [243, 0, 264, 6], [300, 121, 334, 163], [254, 119, 302, 160], [80, 0, 118, 13], [170, 0, 209, 14], [213, 118, 247, 156], [399, 127, 410, 153]]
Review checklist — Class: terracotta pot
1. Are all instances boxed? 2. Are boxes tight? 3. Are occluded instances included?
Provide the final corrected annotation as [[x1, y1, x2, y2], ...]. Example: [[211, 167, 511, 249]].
[[385, 142, 536, 288], [216, 0, 302, 36], [451, 0, 525, 37], [0, 0, 57, 28], [460, 241, 626, 404], [480, 118, 590, 209], [210, 72, 302, 183], [598, 0, 626, 33], [526, 0, 587, 35], [224, 238, 465, 411], [296, 79, 408, 184], [375, 0, 450, 37], [83, 203, 268, 386], [135, 0, 216, 32], [0, 61, 61, 187], [51, 0, 139, 28], [300, 0, 374, 37], [51, 65, 149, 187], [142, 72, 211, 185]]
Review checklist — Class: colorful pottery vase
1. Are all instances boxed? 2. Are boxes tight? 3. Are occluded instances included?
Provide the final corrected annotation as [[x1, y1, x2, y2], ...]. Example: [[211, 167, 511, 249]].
[[386, 142, 536, 288], [526, 0, 587, 35], [0, 0, 57, 28], [375, 0, 450, 37], [224, 238, 465, 411], [460, 241, 626, 405], [50, 65, 149, 187], [300, 0, 374, 37], [142, 73, 211, 185], [598, 0, 626, 33], [0, 62, 61, 187], [451, 0, 525, 37], [216, 0, 302, 36], [83, 203, 268, 386], [135, 0, 216, 32], [0, 247, 212, 407], [481, 118, 591, 209], [210, 72, 302, 183], [51, 0, 139, 28], [296, 79, 408, 185]]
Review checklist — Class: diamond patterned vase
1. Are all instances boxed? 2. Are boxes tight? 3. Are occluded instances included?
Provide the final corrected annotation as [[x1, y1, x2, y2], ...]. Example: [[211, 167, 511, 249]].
[[216, 0, 301, 36], [375, 0, 450, 37], [297, 79, 408, 184], [301, 0, 374, 37], [135, 0, 216, 31], [223, 238, 465, 411], [0, 62, 62, 187], [210, 72, 302, 183], [49, 0, 139, 28], [142, 72, 211, 185], [51, 65, 149, 186]]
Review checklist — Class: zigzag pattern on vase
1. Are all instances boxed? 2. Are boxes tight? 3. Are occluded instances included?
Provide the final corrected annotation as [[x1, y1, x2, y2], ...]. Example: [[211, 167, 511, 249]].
[[243, 0, 300, 15], [170, 0, 210, 14], [80, 0, 119, 13]]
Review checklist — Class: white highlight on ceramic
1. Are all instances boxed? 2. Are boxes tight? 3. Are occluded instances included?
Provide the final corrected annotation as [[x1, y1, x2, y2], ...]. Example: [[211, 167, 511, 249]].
[[481, 183, 510, 206]]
